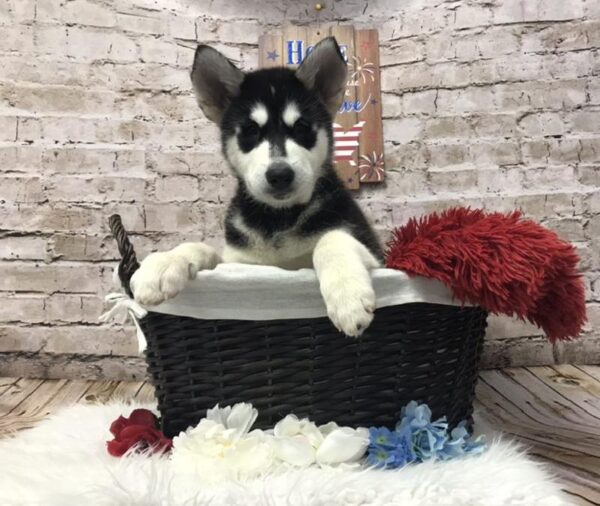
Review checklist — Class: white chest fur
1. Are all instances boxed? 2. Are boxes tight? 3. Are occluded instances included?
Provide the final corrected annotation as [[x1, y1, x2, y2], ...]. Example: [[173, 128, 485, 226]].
[[222, 215, 319, 269]]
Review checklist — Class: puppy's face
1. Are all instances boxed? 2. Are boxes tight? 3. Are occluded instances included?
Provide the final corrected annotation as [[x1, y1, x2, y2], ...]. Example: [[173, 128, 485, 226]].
[[191, 38, 347, 208], [221, 71, 331, 207]]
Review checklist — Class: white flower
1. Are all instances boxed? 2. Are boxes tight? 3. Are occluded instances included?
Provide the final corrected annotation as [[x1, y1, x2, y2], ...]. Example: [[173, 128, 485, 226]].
[[206, 402, 258, 439], [273, 434, 316, 467], [318, 421, 339, 436], [171, 403, 275, 482], [273, 414, 323, 466], [170, 403, 370, 481], [274, 414, 324, 446], [272, 415, 369, 467], [316, 426, 369, 465]]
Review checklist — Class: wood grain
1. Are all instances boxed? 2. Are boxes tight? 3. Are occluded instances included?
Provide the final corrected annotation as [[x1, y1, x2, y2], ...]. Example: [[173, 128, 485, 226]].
[[0, 378, 19, 396], [258, 33, 283, 68], [0, 379, 90, 435], [355, 29, 385, 183], [529, 365, 600, 421], [476, 380, 600, 457], [111, 380, 145, 401], [281, 25, 308, 70], [477, 367, 600, 504], [578, 366, 600, 385], [136, 381, 156, 403], [330, 25, 360, 189], [485, 368, 600, 433], [0, 378, 44, 417], [81, 380, 121, 404]]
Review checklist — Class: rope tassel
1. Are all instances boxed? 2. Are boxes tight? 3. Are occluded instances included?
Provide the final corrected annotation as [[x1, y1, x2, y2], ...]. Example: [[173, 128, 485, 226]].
[[99, 292, 148, 353]]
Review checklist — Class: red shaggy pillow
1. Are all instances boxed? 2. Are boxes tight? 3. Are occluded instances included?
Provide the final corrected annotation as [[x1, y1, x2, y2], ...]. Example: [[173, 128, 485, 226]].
[[385, 207, 586, 342]]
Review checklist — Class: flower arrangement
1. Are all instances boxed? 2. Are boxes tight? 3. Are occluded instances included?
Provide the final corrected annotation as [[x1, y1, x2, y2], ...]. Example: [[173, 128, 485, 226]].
[[107, 401, 485, 480], [169, 403, 369, 481], [366, 401, 485, 468]]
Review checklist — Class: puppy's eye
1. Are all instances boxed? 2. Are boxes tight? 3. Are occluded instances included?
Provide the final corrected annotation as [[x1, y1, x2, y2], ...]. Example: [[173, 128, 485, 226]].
[[240, 121, 260, 139], [292, 119, 312, 137]]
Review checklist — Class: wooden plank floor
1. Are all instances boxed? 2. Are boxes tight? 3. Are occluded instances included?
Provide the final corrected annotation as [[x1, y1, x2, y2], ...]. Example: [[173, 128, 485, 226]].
[[0, 366, 598, 504]]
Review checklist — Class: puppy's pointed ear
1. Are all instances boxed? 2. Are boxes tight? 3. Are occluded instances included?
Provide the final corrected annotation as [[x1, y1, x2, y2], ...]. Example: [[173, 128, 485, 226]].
[[296, 37, 347, 117], [191, 45, 244, 123]]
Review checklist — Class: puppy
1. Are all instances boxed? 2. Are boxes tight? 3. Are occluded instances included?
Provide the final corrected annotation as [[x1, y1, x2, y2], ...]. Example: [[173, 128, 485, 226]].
[[132, 37, 383, 337]]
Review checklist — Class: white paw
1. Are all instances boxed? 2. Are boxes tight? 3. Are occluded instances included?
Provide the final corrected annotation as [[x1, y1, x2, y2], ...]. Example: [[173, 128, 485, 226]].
[[131, 251, 193, 306], [322, 277, 376, 337]]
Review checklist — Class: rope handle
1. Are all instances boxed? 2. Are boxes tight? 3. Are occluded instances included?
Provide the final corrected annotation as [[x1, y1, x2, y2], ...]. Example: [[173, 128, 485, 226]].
[[108, 214, 139, 297]]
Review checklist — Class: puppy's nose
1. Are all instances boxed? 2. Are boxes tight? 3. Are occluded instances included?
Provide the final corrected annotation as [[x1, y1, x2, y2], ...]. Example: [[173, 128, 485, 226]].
[[265, 163, 295, 192]]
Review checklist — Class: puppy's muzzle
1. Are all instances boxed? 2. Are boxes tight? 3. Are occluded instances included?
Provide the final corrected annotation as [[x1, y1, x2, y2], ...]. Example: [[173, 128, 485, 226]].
[[266, 162, 295, 196]]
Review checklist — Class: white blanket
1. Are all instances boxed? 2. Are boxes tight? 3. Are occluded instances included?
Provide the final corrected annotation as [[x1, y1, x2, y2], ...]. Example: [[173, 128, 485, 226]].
[[0, 402, 567, 506], [148, 263, 462, 321]]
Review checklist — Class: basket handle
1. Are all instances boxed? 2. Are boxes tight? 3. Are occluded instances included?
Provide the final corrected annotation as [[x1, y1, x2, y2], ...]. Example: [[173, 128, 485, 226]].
[[109, 214, 140, 298]]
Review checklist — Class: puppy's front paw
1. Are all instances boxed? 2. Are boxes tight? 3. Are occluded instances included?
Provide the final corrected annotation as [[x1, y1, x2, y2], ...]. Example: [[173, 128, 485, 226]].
[[322, 278, 376, 337], [131, 251, 192, 306]]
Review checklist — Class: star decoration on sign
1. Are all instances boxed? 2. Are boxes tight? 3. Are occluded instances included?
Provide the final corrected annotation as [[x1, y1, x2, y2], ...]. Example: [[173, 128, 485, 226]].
[[266, 49, 279, 61]]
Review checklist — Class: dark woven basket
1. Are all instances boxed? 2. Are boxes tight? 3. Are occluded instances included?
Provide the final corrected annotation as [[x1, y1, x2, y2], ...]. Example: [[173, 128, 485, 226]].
[[109, 215, 488, 438]]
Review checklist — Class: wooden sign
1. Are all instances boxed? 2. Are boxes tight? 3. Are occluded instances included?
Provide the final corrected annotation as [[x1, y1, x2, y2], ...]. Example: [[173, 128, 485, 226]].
[[258, 25, 385, 190]]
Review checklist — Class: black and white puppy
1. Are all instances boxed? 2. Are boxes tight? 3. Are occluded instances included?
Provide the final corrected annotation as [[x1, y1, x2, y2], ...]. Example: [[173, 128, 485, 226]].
[[132, 37, 383, 337]]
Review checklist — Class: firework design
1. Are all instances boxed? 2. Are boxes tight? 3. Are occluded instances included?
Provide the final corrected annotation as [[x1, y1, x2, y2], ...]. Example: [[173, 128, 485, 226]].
[[358, 151, 385, 182], [350, 55, 376, 83]]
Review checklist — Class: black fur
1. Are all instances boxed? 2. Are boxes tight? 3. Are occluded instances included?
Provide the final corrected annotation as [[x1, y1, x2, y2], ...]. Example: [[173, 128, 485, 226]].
[[219, 66, 383, 261]]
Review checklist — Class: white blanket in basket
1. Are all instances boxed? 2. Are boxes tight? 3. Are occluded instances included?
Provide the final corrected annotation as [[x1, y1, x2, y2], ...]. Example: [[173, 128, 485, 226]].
[[147, 263, 463, 321]]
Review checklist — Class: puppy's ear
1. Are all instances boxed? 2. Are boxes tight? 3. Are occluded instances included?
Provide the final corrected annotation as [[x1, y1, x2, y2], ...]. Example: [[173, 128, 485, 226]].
[[296, 37, 347, 117], [191, 45, 244, 124]]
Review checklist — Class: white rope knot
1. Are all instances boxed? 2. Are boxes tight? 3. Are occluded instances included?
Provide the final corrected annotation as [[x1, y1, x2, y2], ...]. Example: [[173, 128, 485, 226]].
[[99, 293, 148, 353]]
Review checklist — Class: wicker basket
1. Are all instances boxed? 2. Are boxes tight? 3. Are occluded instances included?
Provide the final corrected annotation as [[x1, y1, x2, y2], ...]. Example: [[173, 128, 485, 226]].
[[109, 215, 488, 438]]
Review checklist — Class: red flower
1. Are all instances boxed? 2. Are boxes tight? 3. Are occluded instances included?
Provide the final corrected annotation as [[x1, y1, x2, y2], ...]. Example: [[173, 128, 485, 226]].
[[107, 408, 172, 457], [109, 408, 157, 437]]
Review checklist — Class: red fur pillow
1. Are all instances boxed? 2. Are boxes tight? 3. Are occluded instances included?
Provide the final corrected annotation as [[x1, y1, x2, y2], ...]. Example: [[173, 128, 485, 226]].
[[385, 207, 586, 342]]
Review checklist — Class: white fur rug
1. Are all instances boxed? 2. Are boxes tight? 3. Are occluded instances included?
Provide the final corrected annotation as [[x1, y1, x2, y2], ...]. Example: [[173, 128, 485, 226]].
[[0, 402, 567, 506]]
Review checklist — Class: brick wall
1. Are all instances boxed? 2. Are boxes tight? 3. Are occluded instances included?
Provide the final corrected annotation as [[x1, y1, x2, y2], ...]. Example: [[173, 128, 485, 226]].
[[1, 0, 598, 380]]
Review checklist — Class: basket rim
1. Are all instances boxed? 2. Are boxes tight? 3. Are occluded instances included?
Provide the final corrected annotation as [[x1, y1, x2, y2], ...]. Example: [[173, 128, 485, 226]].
[[130, 263, 472, 322], [108, 214, 476, 322]]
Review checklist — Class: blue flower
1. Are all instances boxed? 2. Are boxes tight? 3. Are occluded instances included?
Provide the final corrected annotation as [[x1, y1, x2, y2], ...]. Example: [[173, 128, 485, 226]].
[[393, 424, 417, 466], [398, 400, 433, 430], [411, 422, 448, 460], [366, 425, 416, 469], [369, 427, 399, 449], [366, 447, 396, 468], [438, 421, 487, 460], [364, 402, 487, 469], [396, 401, 449, 461]]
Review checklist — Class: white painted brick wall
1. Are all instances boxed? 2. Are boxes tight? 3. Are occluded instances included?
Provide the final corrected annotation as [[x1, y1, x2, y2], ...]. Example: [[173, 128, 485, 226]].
[[0, 0, 598, 379]]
